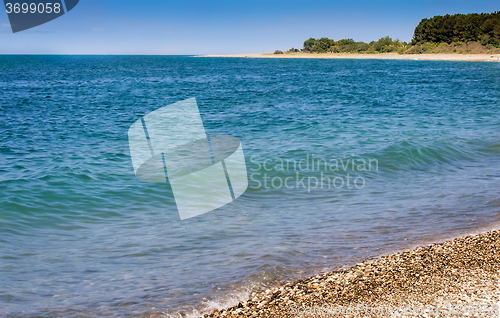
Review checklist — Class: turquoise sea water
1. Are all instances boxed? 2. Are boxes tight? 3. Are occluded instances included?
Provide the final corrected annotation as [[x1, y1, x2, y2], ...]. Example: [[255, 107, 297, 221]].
[[1, 56, 500, 317]]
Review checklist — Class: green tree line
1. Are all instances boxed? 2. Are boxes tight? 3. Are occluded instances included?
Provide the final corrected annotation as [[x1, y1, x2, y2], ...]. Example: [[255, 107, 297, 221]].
[[294, 36, 408, 54], [281, 11, 500, 54], [412, 11, 500, 46]]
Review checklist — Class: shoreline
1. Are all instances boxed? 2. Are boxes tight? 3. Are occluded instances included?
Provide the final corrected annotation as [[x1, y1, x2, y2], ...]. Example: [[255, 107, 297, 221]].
[[202, 229, 500, 317], [198, 53, 500, 62]]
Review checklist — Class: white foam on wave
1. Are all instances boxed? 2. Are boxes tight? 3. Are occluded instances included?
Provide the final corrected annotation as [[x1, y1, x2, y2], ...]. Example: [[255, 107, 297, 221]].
[[160, 287, 252, 318]]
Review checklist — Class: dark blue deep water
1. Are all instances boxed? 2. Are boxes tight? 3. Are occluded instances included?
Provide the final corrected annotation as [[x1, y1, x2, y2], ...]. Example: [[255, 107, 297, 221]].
[[1, 56, 500, 317]]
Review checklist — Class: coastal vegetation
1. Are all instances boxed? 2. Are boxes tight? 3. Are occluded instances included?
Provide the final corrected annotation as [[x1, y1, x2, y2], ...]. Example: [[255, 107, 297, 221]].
[[412, 11, 500, 46], [294, 36, 408, 54], [278, 11, 500, 55]]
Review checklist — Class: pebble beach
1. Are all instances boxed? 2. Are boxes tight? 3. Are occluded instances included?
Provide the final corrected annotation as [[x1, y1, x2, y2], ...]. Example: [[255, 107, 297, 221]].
[[203, 230, 500, 317]]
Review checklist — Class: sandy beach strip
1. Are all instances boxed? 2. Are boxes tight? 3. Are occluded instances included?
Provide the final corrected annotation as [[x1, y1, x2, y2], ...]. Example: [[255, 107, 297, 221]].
[[198, 53, 500, 62], [202, 229, 500, 317]]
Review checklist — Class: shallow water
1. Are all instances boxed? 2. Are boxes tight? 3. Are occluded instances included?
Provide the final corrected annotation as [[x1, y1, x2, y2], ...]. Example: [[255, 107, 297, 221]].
[[1, 56, 500, 317]]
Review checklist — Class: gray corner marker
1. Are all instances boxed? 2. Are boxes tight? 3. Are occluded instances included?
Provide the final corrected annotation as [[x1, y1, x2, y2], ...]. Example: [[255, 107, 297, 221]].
[[128, 98, 248, 220], [4, 0, 80, 33]]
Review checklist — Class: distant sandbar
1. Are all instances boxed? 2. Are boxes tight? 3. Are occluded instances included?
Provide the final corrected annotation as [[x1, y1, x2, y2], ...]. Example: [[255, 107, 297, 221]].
[[198, 53, 500, 62]]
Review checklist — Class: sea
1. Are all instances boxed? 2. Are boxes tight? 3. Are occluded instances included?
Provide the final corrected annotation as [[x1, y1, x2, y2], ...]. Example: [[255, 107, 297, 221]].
[[1, 55, 500, 317]]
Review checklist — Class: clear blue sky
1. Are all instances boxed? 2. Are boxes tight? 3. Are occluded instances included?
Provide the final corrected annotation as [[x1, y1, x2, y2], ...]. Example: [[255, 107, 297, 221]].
[[0, 0, 498, 54]]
